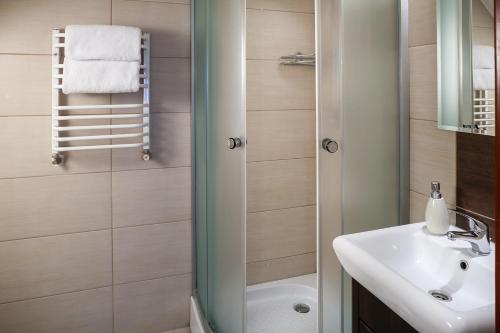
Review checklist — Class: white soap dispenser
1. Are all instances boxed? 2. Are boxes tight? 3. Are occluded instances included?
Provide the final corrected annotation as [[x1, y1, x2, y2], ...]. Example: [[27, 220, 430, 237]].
[[425, 181, 450, 235]]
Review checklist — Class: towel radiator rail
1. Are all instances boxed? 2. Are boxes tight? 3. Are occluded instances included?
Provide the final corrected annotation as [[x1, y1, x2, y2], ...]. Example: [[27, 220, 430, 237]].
[[473, 89, 495, 132], [51, 28, 151, 165]]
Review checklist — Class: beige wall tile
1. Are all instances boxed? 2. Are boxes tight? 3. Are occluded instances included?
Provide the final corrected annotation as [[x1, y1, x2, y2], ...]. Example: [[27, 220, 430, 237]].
[[247, 110, 315, 162], [247, 0, 314, 13], [0, 55, 50, 116], [410, 44, 437, 121], [247, 158, 315, 212], [410, 119, 456, 205], [0, 55, 112, 117], [247, 60, 315, 111], [0, 287, 112, 333], [112, 168, 191, 228], [112, 1, 190, 58], [112, 113, 191, 170], [0, 117, 111, 179], [0, 230, 111, 303], [113, 221, 192, 284], [0, 0, 111, 54], [114, 274, 191, 333], [409, 190, 427, 223], [112, 58, 191, 113], [247, 252, 316, 285], [247, 9, 314, 60], [247, 206, 316, 262], [0, 173, 110, 241], [409, 0, 436, 47]]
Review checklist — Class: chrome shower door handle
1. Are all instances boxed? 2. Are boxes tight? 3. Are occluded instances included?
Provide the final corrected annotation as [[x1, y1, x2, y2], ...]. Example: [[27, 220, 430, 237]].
[[322, 138, 339, 153], [227, 137, 243, 150]]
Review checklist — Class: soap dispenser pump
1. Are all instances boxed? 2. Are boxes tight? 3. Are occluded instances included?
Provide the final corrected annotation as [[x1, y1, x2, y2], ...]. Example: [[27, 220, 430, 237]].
[[425, 181, 450, 235]]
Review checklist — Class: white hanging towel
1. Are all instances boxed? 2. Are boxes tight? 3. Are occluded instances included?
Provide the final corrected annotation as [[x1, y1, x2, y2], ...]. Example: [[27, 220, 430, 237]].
[[64, 25, 142, 61], [473, 45, 494, 70], [473, 69, 495, 91], [62, 25, 142, 94], [62, 59, 140, 94]]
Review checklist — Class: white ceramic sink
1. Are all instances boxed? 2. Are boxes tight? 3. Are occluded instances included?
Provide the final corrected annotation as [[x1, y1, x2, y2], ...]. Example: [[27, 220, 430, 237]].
[[333, 222, 495, 333]]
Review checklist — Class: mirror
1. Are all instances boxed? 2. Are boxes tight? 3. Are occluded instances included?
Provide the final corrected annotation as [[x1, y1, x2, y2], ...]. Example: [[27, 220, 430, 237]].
[[437, 0, 495, 136]]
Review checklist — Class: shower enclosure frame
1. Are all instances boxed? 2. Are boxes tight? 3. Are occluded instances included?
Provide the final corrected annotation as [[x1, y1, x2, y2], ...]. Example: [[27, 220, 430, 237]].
[[191, 0, 410, 332]]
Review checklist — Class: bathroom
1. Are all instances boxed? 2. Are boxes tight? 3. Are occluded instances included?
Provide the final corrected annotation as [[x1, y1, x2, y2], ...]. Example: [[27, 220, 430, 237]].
[[0, 0, 496, 333]]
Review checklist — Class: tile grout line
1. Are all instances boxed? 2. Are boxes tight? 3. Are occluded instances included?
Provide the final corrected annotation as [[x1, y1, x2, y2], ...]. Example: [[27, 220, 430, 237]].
[[0, 272, 192, 306], [0, 165, 192, 182], [0, 227, 112, 244], [246, 109, 315, 112], [409, 117, 438, 123], [246, 59, 315, 63], [246, 7, 314, 15], [410, 188, 456, 201], [247, 156, 317, 163], [0, 219, 192, 244], [408, 42, 437, 49], [247, 156, 316, 165], [248, 203, 317, 215], [246, 251, 317, 265], [114, 271, 192, 288], [247, 57, 316, 61], [125, 0, 190, 7], [114, 219, 192, 231], [0, 285, 113, 306]]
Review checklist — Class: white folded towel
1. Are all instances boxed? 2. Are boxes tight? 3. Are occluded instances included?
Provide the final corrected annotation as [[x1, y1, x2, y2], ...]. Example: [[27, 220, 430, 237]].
[[62, 58, 140, 94], [65, 25, 142, 61], [473, 68, 495, 91], [473, 45, 494, 69], [62, 25, 142, 94]]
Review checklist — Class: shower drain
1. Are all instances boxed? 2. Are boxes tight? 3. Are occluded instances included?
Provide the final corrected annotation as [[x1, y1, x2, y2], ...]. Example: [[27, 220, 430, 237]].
[[428, 290, 452, 302], [293, 303, 311, 314]]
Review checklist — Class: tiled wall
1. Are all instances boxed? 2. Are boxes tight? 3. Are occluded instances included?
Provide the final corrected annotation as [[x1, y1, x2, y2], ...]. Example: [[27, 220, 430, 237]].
[[408, 0, 457, 223], [0, 1, 191, 332], [246, 0, 316, 285]]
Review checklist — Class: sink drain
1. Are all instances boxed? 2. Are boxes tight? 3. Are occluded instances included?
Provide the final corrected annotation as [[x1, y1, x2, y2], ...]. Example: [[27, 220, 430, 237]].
[[428, 290, 452, 302], [293, 303, 310, 313], [459, 259, 469, 271]]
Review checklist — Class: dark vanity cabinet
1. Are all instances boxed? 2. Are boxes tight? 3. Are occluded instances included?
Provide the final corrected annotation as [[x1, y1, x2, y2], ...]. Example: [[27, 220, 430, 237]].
[[352, 280, 418, 333]]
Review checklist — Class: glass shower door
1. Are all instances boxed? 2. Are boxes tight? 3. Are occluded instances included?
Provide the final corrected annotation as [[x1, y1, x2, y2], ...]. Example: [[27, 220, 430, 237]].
[[317, 0, 402, 332], [193, 0, 246, 333]]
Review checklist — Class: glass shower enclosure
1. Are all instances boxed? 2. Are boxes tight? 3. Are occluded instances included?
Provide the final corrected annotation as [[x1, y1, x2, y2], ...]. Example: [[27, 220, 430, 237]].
[[193, 0, 406, 332], [193, 0, 246, 332]]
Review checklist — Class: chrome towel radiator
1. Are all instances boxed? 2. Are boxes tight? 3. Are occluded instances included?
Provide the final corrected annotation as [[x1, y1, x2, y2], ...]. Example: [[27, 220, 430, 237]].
[[51, 28, 151, 165]]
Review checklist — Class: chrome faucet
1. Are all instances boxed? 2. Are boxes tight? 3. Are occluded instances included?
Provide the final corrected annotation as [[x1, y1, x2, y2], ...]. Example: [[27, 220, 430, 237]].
[[446, 209, 491, 256]]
